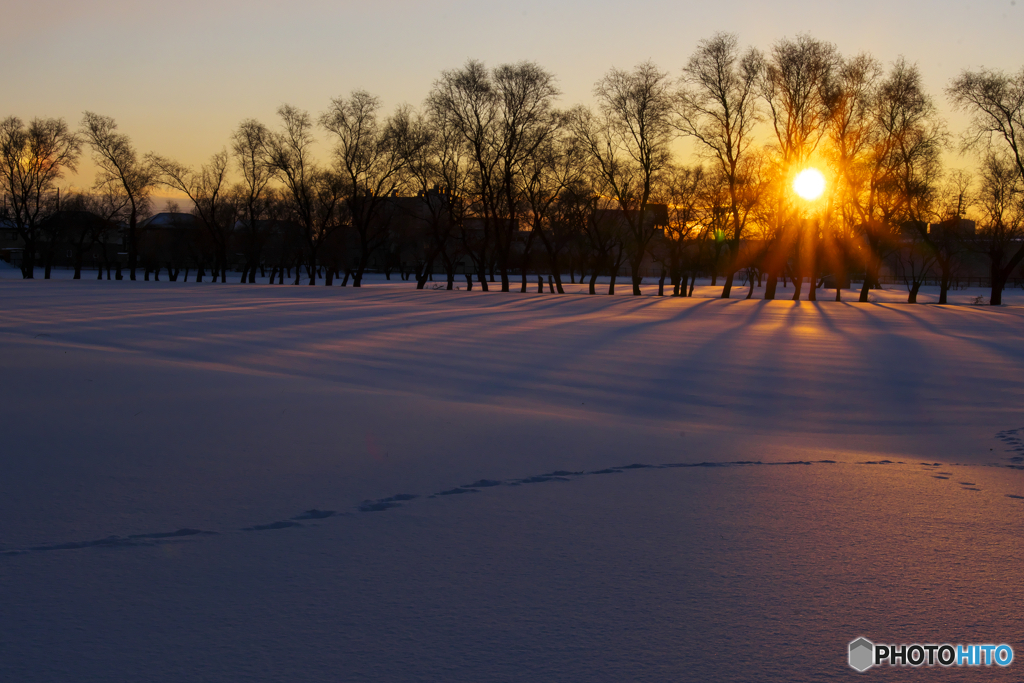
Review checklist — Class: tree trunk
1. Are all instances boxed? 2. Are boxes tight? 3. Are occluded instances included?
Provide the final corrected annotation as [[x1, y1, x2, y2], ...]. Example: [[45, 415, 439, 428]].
[[630, 259, 643, 296], [908, 282, 921, 304], [721, 270, 734, 299], [549, 257, 565, 294], [308, 254, 318, 286], [991, 272, 1005, 306], [478, 263, 488, 292], [858, 278, 871, 303], [498, 253, 510, 292], [764, 271, 779, 300], [128, 213, 138, 281], [938, 267, 950, 305], [20, 241, 35, 279]]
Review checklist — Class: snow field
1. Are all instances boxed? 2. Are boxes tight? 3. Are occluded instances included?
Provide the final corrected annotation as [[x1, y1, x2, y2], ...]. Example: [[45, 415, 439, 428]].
[[1, 280, 1023, 681]]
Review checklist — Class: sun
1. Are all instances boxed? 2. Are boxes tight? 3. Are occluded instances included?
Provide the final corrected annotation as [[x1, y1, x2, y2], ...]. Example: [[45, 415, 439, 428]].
[[793, 168, 826, 201]]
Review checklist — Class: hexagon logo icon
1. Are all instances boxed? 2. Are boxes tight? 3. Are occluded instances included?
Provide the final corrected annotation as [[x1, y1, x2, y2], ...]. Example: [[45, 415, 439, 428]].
[[849, 637, 874, 672]]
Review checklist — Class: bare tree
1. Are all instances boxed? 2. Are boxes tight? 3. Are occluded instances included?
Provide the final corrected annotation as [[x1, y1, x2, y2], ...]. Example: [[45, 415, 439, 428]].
[[491, 62, 562, 292], [264, 105, 345, 285], [929, 169, 973, 304], [676, 33, 763, 298], [574, 61, 675, 295], [403, 108, 471, 290], [653, 164, 706, 296], [150, 150, 237, 282], [948, 66, 1024, 303], [86, 185, 132, 280], [879, 59, 947, 303], [822, 55, 909, 302], [0, 116, 81, 278], [894, 223, 937, 303], [974, 152, 1023, 304], [81, 112, 157, 280], [759, 35, 838, 299], [822, 53, 882, 300], [575, 178, 630, 296], [43, 191, 120, 279], [321, 91, 426, 286], [541, 179, 592, 293], [232, 119, 274, 283], [427, 60, 500, 291], [520, 115, 585, 293], [427, 60, 561, 292]]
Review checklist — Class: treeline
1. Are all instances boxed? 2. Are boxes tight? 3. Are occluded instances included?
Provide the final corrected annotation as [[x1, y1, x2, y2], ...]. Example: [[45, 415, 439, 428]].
[[2, 33, 1023, 303]]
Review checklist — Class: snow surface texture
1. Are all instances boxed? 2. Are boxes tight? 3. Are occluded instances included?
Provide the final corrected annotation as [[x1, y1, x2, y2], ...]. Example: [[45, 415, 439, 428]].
[[1, 279, 1023, 682]]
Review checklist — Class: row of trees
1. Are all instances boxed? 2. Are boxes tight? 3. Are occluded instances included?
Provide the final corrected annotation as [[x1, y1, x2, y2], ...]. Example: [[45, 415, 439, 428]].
[[2, 33, 1023, 303]]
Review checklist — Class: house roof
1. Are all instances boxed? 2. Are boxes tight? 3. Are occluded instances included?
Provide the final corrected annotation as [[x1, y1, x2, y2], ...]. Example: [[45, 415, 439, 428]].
[[139, 213, 199, 230], [39, 210, 118, 232]]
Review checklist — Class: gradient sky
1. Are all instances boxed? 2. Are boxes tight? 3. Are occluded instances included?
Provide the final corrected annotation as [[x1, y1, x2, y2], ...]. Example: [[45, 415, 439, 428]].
[[3, 0, 1021, 194]]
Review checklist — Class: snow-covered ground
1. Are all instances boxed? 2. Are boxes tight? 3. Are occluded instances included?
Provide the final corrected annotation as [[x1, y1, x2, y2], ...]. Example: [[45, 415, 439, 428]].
[[1, 274, 1023, 681]]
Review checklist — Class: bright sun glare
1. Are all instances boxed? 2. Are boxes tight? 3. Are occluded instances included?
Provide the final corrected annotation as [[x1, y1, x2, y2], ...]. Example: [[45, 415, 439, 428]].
[[793, 168, 826, 201]]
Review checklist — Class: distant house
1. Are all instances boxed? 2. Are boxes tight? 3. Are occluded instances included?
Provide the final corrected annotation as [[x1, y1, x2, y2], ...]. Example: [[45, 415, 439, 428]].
[[138, 212, 200, 234], [929, 218, 976, 239], [898, 220, 929, 241], [0, 217, 22, 265], [137, 212, 203, 268], [37, 210, 121, 271], [598, 203, 671, 276]]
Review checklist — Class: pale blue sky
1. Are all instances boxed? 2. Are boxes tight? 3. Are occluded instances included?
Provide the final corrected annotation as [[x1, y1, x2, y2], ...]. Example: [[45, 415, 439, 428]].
[[3, 0, 1020, 189]]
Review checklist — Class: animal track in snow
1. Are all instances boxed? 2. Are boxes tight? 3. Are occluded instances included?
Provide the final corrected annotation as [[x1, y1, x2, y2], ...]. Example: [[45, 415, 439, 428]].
[[2, 528, 215, 555], [9, 456, 1024, 556]]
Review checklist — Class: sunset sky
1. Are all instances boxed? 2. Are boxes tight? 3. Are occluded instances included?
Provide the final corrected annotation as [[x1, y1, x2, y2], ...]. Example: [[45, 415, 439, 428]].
[[3, 0, 1020, 194]]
